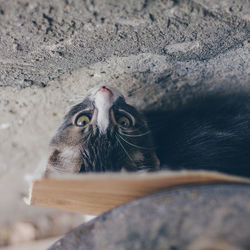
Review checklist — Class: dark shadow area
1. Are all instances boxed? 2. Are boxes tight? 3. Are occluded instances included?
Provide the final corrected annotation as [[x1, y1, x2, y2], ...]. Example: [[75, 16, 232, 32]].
[[144, 92, 250, 177]]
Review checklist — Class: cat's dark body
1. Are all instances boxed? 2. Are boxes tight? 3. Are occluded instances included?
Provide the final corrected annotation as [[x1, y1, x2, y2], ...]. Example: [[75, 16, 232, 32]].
[[45, 86, 250, 178], [145, 93, 250, 177]]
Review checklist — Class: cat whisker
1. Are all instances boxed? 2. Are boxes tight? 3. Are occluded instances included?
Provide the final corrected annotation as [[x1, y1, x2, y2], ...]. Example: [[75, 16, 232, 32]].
[[115, 134, 134, 163], [116, 133, 155, 151], [119, 127, 142, 133], [79, 148, 92, 172], [84, 130, 93, 142], [119, 130, 151, 137]]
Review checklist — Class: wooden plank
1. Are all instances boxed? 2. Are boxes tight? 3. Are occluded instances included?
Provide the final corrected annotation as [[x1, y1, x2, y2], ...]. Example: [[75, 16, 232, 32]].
[[28, 170, 250, 215]]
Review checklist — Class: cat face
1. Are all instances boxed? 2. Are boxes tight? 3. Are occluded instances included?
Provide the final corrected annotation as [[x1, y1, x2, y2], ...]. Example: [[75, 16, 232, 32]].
[[45, 85, 159, 176]]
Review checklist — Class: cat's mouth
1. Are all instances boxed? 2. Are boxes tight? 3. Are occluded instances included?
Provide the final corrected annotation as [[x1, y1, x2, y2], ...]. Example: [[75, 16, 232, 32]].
[[88, 84, 123, 104], [98, 86, 113, 96], [95, 86, 114, 104], [95, 86, 114, 105]]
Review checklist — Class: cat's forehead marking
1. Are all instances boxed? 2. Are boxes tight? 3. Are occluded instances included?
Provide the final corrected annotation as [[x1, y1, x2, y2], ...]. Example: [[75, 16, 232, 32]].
[[87, 85, 123, 133]]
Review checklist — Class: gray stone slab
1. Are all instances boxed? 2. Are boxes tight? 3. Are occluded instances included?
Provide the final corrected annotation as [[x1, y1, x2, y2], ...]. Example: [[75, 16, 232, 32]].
[[49, 183, 250, 250], [0, 0, 249, 90]]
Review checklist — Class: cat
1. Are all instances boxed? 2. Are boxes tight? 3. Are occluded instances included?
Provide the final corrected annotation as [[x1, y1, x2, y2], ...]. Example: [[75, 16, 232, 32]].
[[44, 85, 160, 176], [45, 85, 250, 178]]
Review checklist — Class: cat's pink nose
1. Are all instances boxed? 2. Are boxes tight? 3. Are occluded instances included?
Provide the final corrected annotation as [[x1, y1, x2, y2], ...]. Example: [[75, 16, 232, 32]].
[[99, 86, 113, 96]]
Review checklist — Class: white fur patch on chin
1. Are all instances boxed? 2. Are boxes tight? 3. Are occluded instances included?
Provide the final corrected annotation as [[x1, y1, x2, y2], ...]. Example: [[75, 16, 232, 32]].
[[87, 85, 123, 133], [95, 91, 112, 133]]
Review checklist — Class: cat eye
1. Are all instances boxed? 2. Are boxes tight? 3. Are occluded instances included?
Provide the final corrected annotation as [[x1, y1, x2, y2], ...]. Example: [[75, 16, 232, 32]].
[[114, 109, 135, 128], [75, 113, 92, 127], [117, 116, 131, 128]]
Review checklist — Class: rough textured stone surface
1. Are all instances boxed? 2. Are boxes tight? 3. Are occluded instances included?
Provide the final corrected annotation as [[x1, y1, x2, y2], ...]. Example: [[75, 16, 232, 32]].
[[0, 0, 249, 91], [0, 0, 249, 231], [49, 184, 250, 250]]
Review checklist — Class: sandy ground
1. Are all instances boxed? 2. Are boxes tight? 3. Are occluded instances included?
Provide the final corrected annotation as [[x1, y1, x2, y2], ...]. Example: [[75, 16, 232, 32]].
[[0, 0, 249, 247]]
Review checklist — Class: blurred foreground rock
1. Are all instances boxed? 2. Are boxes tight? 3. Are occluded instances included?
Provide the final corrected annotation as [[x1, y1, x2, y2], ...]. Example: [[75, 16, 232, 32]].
[[50, 184, 250, 250], [0, 213, 83, 247]]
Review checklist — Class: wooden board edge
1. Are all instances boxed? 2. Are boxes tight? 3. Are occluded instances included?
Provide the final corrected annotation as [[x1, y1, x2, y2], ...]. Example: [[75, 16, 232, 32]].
[[27, 170, 250, 215]]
